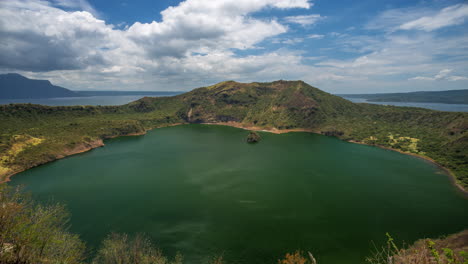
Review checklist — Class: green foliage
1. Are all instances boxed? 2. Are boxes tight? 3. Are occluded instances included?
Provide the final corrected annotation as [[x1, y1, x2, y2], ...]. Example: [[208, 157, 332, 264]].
[[367, 232, 468, 264], [366, 233, 401, 264], [1, 183, 467, 263], [246, 131, 261, 143], [386, 233, 399, 253], [443, 248, 455, 264], [0, 185, 188, 264], [278, 251, 317, 264], [0, 185, 86, 264], [1, 80, 467, 189], [428, 240, 442, 264], [92, 233, 182, 264]]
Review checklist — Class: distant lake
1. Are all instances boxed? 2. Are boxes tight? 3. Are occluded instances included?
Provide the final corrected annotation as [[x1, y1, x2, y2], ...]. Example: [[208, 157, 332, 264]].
[[0, 92, 182, 106], [2, 94, 467, 112], [343, 97, 468, 112], [10, 124, 468, 264]]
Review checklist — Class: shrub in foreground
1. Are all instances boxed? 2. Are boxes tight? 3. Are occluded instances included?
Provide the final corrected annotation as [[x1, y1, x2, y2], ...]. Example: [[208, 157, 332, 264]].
[[366, 233, 468, 264], [0, 185, 86, 264], [92, 233, 182, 264], [1, 184, 466, 264]]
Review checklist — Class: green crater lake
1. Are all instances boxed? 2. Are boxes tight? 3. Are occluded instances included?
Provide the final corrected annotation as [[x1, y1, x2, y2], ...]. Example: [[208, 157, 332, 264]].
[[10, 124, 468, 264]]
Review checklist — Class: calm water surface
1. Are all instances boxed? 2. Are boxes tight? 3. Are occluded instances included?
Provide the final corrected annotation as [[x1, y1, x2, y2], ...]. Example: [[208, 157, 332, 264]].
[[343, 97, 468, 112], [10, 125, 468, 264], [1, 95, 466, 112], [0, 93, 181, 106]]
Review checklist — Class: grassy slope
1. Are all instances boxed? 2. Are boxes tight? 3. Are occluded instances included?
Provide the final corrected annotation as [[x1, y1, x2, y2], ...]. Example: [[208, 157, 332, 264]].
[[1, 80, 467, 189]]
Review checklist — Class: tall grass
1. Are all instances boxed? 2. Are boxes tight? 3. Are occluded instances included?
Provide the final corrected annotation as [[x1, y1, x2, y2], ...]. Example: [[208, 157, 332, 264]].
[[366, 233, 467, 264]]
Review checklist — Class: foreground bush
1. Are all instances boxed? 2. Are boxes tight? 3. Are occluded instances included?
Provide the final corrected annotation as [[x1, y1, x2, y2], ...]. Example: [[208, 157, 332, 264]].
[[278, 251, 317, 264], [1, 184, 466, 264], [0, 185, 86, 264], [366, 233, 468, 264], [92, 233, 183, 264]]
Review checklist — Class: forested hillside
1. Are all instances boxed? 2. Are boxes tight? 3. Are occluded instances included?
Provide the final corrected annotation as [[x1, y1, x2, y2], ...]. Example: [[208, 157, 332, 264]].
[[1, 80, 467, 188]]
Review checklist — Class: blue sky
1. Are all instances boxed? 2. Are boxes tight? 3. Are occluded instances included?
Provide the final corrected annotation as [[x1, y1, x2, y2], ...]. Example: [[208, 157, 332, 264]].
[[0, 0, 467, 93]]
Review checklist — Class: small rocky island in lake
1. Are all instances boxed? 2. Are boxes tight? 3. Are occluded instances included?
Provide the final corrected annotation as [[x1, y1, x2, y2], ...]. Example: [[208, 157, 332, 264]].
[[246, 131, 261, 143]]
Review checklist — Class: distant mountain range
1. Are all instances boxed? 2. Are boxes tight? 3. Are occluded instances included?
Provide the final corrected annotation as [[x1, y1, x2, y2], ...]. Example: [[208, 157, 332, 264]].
[[0, 73, 180, 99], [0, 73, 77, 99], [3, 73, 467, 104], [339, 89, 468, 104]]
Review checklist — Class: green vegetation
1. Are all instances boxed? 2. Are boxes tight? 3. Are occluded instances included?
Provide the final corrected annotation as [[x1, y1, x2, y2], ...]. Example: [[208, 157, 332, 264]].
[[0, 185, 466, 263], [0, 185, 86, 263], [246, 131, 261, 143], [1, 80, 467, 189], [276, 232, 468, 264], [339, 89, 468, 104], [278, 251, 317, 264], [366, 232, 468, 264], [0, 185, 214, 264], [92, 233, 183, 264]]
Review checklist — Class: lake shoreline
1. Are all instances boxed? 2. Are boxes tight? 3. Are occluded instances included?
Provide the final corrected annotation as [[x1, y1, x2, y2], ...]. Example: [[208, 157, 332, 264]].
[[347, 140, 468, 198], [0, 123, 182, 184], [2, 121, 466, 197], [202, 122, 468, 197]]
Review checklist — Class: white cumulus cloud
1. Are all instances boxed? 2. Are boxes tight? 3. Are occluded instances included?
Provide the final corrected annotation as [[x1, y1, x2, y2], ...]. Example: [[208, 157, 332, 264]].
[[410, 69, 468, 81], [0, 0, 315, 90], [284, 14, 323, 26], [308, 34, 324, 39], [400, 4, 468, 31]]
